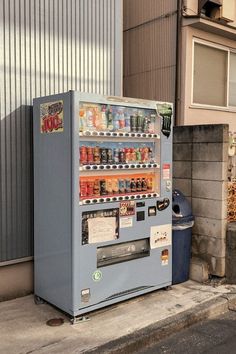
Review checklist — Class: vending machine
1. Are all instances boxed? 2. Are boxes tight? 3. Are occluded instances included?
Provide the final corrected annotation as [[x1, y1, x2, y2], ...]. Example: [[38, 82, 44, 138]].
[[33, 91, 173, 321]]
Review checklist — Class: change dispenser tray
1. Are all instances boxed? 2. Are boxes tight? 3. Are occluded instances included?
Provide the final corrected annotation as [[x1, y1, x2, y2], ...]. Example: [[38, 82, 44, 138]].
[[97, 238, 150, 267]]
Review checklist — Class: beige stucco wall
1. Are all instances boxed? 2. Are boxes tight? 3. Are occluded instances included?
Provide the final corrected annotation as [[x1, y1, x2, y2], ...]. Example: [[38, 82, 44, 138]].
[[180, 26, 236, 131]]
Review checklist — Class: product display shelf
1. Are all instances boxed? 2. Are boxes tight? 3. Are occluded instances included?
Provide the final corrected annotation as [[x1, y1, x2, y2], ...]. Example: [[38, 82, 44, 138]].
[[79, 192, 159, 206], [79, 130, 160, 139], [79, 162, 159, 171]]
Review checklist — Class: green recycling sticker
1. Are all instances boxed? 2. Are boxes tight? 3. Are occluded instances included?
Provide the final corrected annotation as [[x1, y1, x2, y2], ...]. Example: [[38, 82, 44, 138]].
[[92, 270, 102, 282]]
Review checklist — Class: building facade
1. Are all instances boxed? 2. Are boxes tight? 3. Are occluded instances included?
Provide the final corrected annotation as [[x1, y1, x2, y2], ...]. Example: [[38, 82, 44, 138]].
[[180, 0, 236, 130], [0, 0, 122, 300]]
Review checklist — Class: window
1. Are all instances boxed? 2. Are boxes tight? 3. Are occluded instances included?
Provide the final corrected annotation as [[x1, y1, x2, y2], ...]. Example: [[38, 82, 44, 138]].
[[193, 40, 236, 108]]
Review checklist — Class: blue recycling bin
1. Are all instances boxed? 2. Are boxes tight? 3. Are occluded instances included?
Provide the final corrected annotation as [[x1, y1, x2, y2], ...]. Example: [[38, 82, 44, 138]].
[[172, 190, 194, 285]]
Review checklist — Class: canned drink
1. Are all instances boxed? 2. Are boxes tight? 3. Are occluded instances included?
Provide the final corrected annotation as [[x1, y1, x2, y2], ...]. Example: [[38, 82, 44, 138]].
[[136, 178, 142, 192], [93, 179, 100, 196], [130, 115, 137, 132], [93, 146, 100, 165], [87, 147, 94, 164], [80, 180, 88, 197], [147, 177, 153, 191], [87, 180, 94, 197], [112, 178, 119, 194], [118, 179, 125, 194], [80, 146, 87, 165], [119, 149, 125, 164], [141, 178, 147, 191], [107, 149, 113, 164], [113, 148, 120, 164], [100, 148, 108, 164], [130, 178, 136, 193], [125, 179, 131, 193], [106, 179, 113, 194], [100, 179, 107, 195]]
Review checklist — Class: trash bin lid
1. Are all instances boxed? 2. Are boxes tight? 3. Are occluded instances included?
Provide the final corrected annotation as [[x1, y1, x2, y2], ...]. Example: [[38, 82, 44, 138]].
[[172, 189, 193, 223]]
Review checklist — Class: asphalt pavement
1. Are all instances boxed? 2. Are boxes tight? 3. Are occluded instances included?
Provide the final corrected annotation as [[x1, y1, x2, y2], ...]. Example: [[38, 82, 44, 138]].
[[139, 310, 236, 354]]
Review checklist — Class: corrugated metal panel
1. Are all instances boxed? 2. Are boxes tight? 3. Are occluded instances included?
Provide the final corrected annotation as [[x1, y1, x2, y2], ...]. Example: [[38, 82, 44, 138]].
[[0, 0, 122, 262], [123, 0, 177, 103]]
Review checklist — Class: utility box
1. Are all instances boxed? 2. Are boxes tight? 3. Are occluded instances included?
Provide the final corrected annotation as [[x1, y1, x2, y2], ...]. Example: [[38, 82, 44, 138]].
[[33, 91, 173, 320]]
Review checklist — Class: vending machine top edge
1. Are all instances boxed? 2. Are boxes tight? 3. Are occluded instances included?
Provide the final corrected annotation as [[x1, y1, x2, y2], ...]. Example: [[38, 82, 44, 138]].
[[33, 91, 173, 320]]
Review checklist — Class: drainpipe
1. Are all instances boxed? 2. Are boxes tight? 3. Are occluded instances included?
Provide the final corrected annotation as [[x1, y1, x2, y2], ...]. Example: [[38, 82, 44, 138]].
[[175, 0, 183, 126]]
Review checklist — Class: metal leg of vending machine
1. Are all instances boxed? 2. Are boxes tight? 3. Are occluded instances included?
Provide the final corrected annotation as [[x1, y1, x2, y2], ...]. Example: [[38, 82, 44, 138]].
[[33, 91, 173, 321]]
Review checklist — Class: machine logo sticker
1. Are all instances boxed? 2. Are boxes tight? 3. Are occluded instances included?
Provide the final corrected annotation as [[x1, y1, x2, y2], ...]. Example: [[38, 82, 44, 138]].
[[40, 100, 64, 133], [92, 270, 102, 282]]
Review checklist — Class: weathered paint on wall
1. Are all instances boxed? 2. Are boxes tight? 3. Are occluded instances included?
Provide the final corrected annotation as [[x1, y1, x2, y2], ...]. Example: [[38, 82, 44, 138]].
[[123, 0, 178, 103]]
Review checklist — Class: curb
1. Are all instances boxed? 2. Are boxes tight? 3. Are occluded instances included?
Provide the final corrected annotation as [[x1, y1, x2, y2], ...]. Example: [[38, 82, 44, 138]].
[[84, 293, 236, 354]]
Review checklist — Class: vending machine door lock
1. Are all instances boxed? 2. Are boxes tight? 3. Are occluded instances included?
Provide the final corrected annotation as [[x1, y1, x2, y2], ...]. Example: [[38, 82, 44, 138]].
[[157, 198, 170, 211]]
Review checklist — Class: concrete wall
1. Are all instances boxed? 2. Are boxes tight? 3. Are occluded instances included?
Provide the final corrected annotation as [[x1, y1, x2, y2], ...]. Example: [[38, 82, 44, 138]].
[[0, 261, 33, 301], [173, 124, 229, 277]]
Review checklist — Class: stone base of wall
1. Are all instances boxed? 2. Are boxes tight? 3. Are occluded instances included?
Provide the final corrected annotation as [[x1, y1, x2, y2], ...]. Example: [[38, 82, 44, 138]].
[[0, 261, 33, 301]]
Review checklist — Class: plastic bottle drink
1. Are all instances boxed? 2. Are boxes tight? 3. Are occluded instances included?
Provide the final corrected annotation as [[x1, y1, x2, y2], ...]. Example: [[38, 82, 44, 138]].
[[119, 148, 125, 164], [136, 148, 141, 163], [93, 179, 100, 196], [147, 177, 153, 191], [107, 149, 113, 164], [125, 179, 131, 193], [79, 109, 86, 132], [107, 106, 114, 131], [136, 178, 142, 192], [113, 113, 120, 131], [100, 179, 107, 195], [118, 179, 125, 194], [113, 148, 120, 164], [125, 114, 130, 132], [100, 106, 108, 131], [148, 148, 154, 163], [106, 179, 113, 194], [125, 148, 131, 163], [130, 178, 136, 193], [112, 178, 119, 194], [93, 146, 101, 165], [119, 109, 125, 130], [100, 148, 108, 164], [86, 108, 95, 131], [141, 178, 147, 191], [143, 116, 149, 133]]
